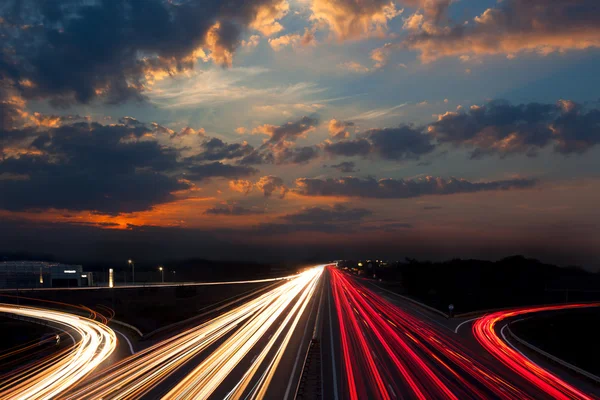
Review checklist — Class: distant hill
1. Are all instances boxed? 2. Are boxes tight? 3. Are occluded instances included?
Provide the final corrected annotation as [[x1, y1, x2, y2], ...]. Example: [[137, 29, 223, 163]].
[[373, 255, 600, 314]]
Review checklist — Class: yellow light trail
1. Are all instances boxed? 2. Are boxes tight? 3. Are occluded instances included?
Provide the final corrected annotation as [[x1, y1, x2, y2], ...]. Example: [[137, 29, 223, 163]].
[[167, 265, 323, 400], [0, 304, 117, 400], [65, 266, 324, 400]]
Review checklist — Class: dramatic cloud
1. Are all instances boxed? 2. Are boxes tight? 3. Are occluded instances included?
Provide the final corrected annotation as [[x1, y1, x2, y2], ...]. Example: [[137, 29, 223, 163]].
[[269, 28, 316, 51], [281, 204, 371, 223], [364, 126, 435, 160], [310, 0, 402, 40], [329, 161, 357, 173], [185, 162, 258, 181], [429, 100, 600, 157], [205, 204, 264, 215], [324, 138, 372, 157], [229, 179, 254, 195], [249, 0, 289, 36], [254, 116, 319, 145], [328, 119, 355, 140], [0, 0, 289, 104], [404, 0, 600, 62], [370, 44, 392, 69], [255, 175, 288, 198], [0, 120, 189, 213], [255, 203, 372, 234], [275, 146, 321, 164], [187, 137, 255, 162], [324, 125, 435, 160], [241, 116, 321, 165], [294, 176, 537, 198]]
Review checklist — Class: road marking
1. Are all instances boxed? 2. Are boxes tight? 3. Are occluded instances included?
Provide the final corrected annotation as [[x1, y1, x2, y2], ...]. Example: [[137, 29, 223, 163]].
[[500, 324, 536, 365], [454, 316, 480, 334], [388, 384, 397, 399], [328, 279, 340, 400], [114, 328, 135, 354]]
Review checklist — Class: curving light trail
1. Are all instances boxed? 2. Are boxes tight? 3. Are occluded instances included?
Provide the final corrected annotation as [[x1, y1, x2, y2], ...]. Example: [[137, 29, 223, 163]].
[[0, 303, 116, 400], [65, 266, 324, 399], [473, 303, 600, 400], [329, 267, 541, 399]]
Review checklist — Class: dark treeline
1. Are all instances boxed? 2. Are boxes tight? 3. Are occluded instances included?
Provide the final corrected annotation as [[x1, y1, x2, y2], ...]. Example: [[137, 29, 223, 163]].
[[366, 255, 600, 314]]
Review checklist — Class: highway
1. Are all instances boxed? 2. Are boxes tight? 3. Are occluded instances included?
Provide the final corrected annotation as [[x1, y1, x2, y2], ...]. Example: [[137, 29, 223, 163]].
[[0, 303, 117, 400], [61, 266, 324, 399], [319, 267, 600, 400], [1, 265, 598, 399]]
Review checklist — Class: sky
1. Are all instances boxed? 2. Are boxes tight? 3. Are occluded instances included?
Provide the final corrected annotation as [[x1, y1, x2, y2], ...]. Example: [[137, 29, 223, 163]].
[[0, 0, 599, 268]]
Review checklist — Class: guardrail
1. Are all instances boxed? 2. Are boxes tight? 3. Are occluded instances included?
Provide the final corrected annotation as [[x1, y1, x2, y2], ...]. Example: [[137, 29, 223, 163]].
[[506, 323, 600, 384]]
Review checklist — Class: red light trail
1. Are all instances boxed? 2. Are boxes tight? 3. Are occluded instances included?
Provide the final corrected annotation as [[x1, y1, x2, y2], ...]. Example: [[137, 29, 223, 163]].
[[473, 303, 600, 400], [329, 267, 597, 399]]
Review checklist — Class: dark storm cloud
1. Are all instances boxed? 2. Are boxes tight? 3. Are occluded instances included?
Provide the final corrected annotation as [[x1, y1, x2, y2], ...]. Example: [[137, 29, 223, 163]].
[[260, 116, 319, 146], [294, 176, 537, 199], [187, 137, 255, 162], [205, 204, 264, 216], [276, 146, 321, 164], [364, 126, 435, 160], [324, 125, 435, 161], [328, 161, 357, 173], [324, 139, 371, 157], [238, 150, 275, 165], [0, 121, 189, 213], [185, 162, 258, 181], [281, 204, 372, 224], [429, 100, 600, 157], [0, 115, 268, 213], [0, 0, 284, 104], [254, 204, 372, 234]]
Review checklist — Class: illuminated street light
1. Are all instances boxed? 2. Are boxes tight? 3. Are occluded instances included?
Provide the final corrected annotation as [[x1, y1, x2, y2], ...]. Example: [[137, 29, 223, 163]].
[[109, 268, 114, 288], [128, 259, 135, 285], [159, 266, 164, 283]]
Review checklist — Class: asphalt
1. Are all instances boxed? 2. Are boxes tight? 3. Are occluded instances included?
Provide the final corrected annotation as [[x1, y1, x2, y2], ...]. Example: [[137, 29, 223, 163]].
[[350, 274, 600, 398]]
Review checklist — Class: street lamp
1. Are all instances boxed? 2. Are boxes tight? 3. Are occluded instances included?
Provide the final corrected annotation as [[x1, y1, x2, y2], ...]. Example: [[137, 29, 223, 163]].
[[159, 266, 164, 283], [128, 259, 135, 285]]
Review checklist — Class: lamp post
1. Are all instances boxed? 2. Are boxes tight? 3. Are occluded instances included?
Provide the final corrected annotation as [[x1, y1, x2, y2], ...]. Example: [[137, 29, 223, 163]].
[[128, 259, 135, 285], [159, 266, 164, 283]]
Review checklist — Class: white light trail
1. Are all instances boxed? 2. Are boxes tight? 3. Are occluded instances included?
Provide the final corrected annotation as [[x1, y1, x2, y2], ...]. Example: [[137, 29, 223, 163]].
[[0, 304, 116, 400], [66, 266, 324, 399]]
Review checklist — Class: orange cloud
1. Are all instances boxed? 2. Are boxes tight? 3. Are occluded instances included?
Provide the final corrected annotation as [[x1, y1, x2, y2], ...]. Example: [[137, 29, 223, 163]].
[[229, 179, 254, 195], [405, 0, 600, 62], [338, 61, 371, 73], [250, 0, 289, 36], [269, 28, 316, 51], [205, 22, 235, 67], [310, 0, 402, 40], [328, 119, 355, 139]]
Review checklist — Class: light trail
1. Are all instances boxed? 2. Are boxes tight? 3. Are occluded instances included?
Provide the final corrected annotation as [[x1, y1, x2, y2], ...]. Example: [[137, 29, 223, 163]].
[[473, 303, 600, 400], [0, 274, 300, 292], [167, 265, 323, 399], [329, 267, 537, 399], [0, 303, 116, 400], [65, 266, 324, 399]]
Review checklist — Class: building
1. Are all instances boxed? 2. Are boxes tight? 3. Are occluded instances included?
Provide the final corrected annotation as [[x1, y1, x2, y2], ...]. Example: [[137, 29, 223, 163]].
[[0, 261, 84, 288]]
